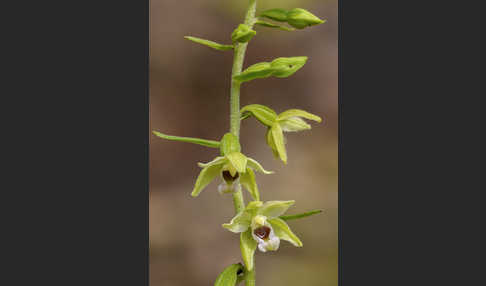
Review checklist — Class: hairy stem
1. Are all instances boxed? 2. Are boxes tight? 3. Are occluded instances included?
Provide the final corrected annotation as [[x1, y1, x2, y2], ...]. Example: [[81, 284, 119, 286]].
[[229, 1, 258, 285]]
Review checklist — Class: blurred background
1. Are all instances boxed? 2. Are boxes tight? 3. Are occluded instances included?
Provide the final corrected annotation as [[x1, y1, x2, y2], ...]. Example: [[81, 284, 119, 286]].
[[150, 0, 337, 285]]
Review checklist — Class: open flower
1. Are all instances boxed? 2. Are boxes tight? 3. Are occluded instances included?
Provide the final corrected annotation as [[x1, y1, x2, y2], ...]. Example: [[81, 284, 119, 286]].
[[241, 104, 322, 164], [222, 200, 303, 270], [191, 151, 272, 200]]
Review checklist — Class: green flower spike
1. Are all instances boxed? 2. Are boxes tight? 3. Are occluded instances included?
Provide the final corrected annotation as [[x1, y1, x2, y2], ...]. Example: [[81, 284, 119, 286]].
[[241, 104, 322, 164], [191, 133, 273, 200], [222, 200, 303, 270]]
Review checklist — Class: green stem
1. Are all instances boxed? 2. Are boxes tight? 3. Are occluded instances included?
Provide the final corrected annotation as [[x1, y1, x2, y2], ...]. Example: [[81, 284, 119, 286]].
[[229, 1, 258, 285]]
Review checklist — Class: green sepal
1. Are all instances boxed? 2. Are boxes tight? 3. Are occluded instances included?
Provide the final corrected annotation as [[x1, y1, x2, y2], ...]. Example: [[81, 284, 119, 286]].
[[152, 131, 221, 148], [191, 163, 224, 197], [240, 104, 277, 127], [246, 201, 264, 212], [260, 8, 288, 22], [279, 117, 311, 132], [268, 217, 303, 247], [258, 200, 295, 218], [231, 24, 256, 43], [197, 156, 227, 168], [220, 133, 241, 156], [226, 152, 248, 175], [280, 209, 323, 221], [240, 168, 260, 201], [222, 211, 252, 233], [247, 157, 274, 174], [240, 229, 257, 271], [266, 128, 280, 159], [214, 263, 244, 286], [233, 62, 274, 83], [270, 56, 308, 78], [287, 8, 326, 29], [277, 109, 322, 122], [255, 20, 295, 31], [184, 36, 234, 51], [270, 123, 287, 164]]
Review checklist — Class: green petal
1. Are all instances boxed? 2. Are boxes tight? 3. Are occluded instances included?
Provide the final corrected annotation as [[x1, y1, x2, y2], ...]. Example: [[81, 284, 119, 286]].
[[220, 133, 241, 156], [266, 128, 280, 158], [240, 104, 278, 127], [197, 156, 227, 168], [278, 117, 312, 132], [152, 131, 221, 148], [184, 36, 234, 51], [191, 164, 223, 197], [277, 109, 322, 122], [214, 263, 244, 286], [246, 201, 263, 212], [240, 229, 257, 271], [271, 124, 287, 164], [240, 168, 260, 201], [222, 211, 252, 233], [225, 152, 248, 174], [258, 200, 295, 218], [268, 218, 303, 247], [270, 56, 307, 78], [246, 157, 274, 174]]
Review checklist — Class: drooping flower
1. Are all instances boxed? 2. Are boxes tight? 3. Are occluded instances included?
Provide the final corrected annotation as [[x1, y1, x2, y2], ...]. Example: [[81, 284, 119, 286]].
[[222, 200, 303, 270]]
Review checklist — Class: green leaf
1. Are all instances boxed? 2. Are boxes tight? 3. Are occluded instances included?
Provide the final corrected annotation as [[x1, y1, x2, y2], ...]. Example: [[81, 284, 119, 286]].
[[233, 62, 274, 83], [191, 164, 223, 197], [270, 56, 308, 78], [258, 200, 295, 218], [246, 157, 274, 174], [280, 209, 323, 221], [255, 20, 295, 31], [260, 8, 288, 22], [279, 117, 312, 132], [220, 133, 241, 156], [225, 152, 248, 175], [287, 8, 325, 29], [268, 217, 303, 247], [184, 36, 234, 51], [277, 109, 322, 122], [270, 124, 287, 164], [240, 168, 260, 201], [214, 263, 244, 286], [240, 104, 277, 127], [240, 229, 257, 271], [223, 211, 252, 233], [231, 24, 257, 43], [152, 131, 220, 148]]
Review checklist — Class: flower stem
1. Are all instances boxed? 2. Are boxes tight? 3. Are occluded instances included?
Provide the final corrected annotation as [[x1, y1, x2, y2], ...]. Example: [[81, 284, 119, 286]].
[[229, 1, 258, 285]]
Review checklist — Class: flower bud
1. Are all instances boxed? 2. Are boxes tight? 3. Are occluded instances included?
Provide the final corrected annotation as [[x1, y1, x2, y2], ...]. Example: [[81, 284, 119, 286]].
[[286, 8, 325, 29], [231, 24, 257, 43], [260, 8, 288, 22], [270, 56, 308, 78]]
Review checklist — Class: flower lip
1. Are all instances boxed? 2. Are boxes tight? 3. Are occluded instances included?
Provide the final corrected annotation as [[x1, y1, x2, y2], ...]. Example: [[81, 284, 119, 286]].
[[222, 170, 239, 183], [253, 226, 271, 240]]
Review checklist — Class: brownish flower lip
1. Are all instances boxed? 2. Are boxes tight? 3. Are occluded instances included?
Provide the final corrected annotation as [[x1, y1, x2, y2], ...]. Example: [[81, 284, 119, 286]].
[[222, 170, 239, 183], [253, 226, 271, 240]]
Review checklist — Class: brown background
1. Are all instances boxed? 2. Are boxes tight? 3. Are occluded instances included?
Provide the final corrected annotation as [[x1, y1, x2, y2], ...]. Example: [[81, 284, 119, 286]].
[[150, 0, 338, 285]]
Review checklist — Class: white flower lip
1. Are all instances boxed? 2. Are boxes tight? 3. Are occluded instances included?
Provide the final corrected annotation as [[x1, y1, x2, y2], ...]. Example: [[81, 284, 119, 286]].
[[252, 222, 280, 252]]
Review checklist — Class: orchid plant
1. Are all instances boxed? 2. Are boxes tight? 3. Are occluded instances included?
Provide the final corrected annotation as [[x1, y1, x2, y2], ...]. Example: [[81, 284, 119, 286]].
[[153, 1, 326, 285]]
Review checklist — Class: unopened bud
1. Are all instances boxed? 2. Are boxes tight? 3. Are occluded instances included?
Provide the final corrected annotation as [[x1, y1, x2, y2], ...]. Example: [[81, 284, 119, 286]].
[[231, 24, 257, 43], [287, 8, 325, 29]]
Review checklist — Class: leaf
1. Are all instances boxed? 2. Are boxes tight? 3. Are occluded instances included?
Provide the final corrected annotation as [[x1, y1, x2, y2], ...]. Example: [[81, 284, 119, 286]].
[[277, 109, 322, 122], [260, 8, 289, 22], [225, 152, 248, 175], [268, 218, 303, 247], [270, 56, 308, 78], [152, 131, 220, 148], [184, 36, 234, 51], [280, 209, 323, 221], [270, 124, 287, 164], [233, 62, 274, 83], [279, 117, 312, 132], [240, 104, 277, 127], [255, 20, 295, 31], [258, 200, 295, 218], [191, 164, 223, 197], [222, 211, 252, 233], [246, 157, 274, 174], [240, 229, 257, 271], [220, 133, 241, 156], [240, 168, 260, 201], [214, 263, 244, 286]]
